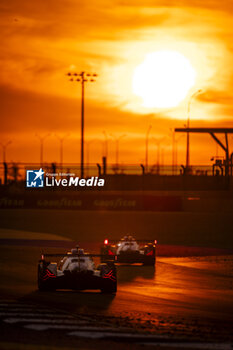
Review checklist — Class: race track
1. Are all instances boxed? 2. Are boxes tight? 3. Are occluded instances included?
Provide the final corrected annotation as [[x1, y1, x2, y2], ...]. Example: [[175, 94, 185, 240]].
[[0, 238, 233, 349]]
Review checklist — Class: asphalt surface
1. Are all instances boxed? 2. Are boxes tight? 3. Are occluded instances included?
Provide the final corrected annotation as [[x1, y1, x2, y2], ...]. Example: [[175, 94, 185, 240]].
[[0, 239, 233, 349], [24, 256, 233, 339]]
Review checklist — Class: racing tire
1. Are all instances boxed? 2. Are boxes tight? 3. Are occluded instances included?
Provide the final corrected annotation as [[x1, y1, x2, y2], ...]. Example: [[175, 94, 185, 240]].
[[143, 256, 155, 266], [143, 245, 156, 266], [100, 247, 108, 263], [38, 264, 56, 291], [100, 263, 117, 294]]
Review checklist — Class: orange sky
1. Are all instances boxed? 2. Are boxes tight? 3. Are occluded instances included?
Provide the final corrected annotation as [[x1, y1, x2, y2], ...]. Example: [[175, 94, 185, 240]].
[[0, 0, 233, 166]]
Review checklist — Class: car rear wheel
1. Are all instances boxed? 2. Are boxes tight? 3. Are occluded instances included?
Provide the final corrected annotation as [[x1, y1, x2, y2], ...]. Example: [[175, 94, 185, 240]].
[[100, 263, 117, 294], [143, 245, 156, 266], [143, 256, 155, 266], [38, 264, 47, 291], [38, 264, 56, 291], [100, 247, 107, 263]]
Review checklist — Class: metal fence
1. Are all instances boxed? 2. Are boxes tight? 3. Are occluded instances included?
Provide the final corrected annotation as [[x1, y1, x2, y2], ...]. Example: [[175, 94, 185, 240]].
[[0, 162, 216, 185]]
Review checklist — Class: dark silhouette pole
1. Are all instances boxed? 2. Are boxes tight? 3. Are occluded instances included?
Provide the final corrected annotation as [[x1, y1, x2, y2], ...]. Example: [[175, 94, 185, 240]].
[[55, 133, 70, 167], [140, 163, 145, 175], [81, 73, 85, 178], [110, 134, 126, 168], [186, 89, 202, 170], [0, 140, 12, 163], [67, 71, 98, 178], [102, 130, 108, 159], [35, 134, 50, 167], [175, 134, 185, 174], [153, 137, 165, 175], [145, 125, 152, 173], [3, 162, 8, 185], [169, 129, 175, 175]]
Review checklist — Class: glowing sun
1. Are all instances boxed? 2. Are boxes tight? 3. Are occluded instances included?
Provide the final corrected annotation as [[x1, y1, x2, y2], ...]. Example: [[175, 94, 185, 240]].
[[132, 50, 196, 108]]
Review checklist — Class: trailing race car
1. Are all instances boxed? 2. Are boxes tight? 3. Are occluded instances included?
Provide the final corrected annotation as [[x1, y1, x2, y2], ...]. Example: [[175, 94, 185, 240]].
[[38, 247, 117, 293], [100, 235, 157, 265]]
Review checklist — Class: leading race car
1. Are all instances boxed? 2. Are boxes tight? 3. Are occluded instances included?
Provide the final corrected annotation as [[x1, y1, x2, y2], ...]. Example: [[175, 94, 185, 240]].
[[38, 247, 117, 293], [100, 235, 157, 265]]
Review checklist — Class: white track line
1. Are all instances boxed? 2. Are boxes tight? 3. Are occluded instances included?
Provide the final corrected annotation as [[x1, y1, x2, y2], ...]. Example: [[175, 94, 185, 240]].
[[68, 331, 178, 339], [25, 325, 122, 331], [0, 313, 72, 317], [141, 342, 232, 350], [68, 331, 128, 339], [68, 331, 233, 350], [25, 324, 88, 331], [0, 303, 94, 320], [0, 308, 48, 312], [0, 303, 35, 308], [3, 318, 83, 324]]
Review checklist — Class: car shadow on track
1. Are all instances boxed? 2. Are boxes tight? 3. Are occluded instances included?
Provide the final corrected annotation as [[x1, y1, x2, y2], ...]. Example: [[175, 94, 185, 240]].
[[19, 289, 116, 312], [117, 265, 155, 283]]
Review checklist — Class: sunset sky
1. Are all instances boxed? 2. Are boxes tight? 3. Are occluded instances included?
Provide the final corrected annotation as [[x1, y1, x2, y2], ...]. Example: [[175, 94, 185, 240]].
[[1, 0, 233, 167]]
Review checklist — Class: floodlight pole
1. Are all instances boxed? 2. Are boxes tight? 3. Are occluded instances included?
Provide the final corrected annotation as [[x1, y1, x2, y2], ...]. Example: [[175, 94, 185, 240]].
[[35, 134, 50, 167], [0, 140, 12, 163], [169, 129, 175, 175], [86, 139, 94, 176], [55, 133, 70, 166], [81, 72, 85, 178], [110, 134, 126, 167], [186, 89, 202, 169], [153, 137, 165, 175], [102, 130, 108, 159], [175, 134, 185, 174], [67, 71, 97, 178], [145, 125, 152, 173]]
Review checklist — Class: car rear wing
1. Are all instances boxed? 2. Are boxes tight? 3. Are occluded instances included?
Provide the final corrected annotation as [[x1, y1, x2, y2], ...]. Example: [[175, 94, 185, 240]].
[[103, 239, 157, 245], [40, 253, 117, 261]]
